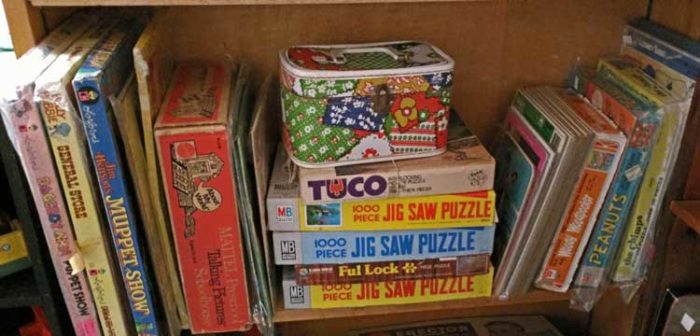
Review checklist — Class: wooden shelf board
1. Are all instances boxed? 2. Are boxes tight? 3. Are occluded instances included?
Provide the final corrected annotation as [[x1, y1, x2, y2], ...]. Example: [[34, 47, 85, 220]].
[[273, 290, 569, 323], [671, 200, 700, 235], [0, 268, 42, 308], [31, 0, 480, 6]]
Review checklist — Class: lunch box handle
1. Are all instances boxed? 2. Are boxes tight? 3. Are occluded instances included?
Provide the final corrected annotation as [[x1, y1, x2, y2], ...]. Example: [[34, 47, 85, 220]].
[[317, 47, 407, 65]]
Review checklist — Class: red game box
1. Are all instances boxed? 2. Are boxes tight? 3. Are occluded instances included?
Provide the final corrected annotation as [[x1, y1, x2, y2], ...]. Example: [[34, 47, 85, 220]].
[[154, 62, 251, 333]]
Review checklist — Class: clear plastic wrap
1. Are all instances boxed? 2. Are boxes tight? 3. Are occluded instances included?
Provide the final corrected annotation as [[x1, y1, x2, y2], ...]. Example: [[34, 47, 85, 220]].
[[567, 61, 663, 311], [0, 12, 103, 334], [611, 18, 700, 304]]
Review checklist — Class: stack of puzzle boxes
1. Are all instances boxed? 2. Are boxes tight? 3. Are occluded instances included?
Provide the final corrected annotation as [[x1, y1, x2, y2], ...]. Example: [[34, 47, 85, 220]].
[[267, 119, 499, 309]]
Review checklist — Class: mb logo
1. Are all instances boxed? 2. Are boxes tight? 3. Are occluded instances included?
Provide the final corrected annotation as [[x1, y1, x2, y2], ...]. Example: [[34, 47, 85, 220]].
[[277, 205, 294, 222], [289, 285, 305, 304], [281, 240, 296, 260]]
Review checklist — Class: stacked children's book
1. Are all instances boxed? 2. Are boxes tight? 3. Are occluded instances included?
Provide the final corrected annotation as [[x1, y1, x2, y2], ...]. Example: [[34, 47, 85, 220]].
[[269, 41, 499, 309], [492, 18, 699, 310]]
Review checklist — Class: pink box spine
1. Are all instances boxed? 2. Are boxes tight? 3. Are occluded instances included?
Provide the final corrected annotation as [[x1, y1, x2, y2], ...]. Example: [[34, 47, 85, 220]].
[[2, 87, 100, 336]]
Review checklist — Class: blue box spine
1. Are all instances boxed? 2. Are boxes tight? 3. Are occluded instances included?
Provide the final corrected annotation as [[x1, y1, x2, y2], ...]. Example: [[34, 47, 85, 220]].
[[575, 114, 659, 292], [75, 73, 160, 335], [273, 227, 495, 265], [73, 21, 159, 335]]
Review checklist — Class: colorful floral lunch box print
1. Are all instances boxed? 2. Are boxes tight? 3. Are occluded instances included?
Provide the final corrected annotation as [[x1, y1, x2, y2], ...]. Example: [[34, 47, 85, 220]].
[[279, 41, 454, 168]]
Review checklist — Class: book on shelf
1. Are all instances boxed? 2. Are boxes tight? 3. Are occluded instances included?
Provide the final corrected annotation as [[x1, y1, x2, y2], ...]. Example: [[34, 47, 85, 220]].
[[490, 129, 535, 281], [229, 65, 274, 332], [496, 87, 595, 299], [596, 58, 685, 291], [249, 77, 281, 311], [493, 107, 553, 299], [535, 89, 626, 293]]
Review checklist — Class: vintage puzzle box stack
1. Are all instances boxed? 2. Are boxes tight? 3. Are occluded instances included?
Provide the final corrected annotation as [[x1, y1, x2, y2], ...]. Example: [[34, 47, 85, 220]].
[[269, 41, 498, 309]]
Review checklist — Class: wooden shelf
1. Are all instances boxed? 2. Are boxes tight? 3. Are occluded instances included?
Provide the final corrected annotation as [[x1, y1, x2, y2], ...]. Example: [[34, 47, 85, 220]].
[[273, 290, 569, 323], [671, 200, 700, 235], [31, 0, 473, 6], [0, 268, 42, 309]]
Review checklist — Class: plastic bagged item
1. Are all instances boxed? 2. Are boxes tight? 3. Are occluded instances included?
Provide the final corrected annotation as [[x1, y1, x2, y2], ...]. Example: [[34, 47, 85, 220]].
[[279, 41, 453, 168], [567, 62, 662, 312], [0, 12, 103, 335], [34, 16, 132, 336], [613, 18, 700, 304]]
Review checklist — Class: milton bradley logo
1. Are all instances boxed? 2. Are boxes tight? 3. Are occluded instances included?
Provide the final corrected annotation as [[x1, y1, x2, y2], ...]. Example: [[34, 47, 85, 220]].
[[289, 285, 305, 304], [307, 175, 387, 201], [170, 140, 224, 239], [281, 240, 296, 260], [276, 206, 294, 222], [76, 86, 100, 105]]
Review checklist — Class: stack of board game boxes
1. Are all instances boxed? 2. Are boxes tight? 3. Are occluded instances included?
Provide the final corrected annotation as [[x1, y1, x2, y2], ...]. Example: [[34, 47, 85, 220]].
[[268, 115, 499, 309], [492, 18, 699, 311]]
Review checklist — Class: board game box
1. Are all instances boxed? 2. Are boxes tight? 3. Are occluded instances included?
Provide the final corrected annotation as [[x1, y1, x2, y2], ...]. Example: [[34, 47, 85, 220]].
[[294, 254, 490, 285], [297, 128, 494, 204], [268, 148, 495, 232], [35, 17, 130, 336], [154, 62, 251, 333], [281, 265, 493, 309], [272, 227, 495, 265], [0, 12, 101, 336], [73, 18, 161, 334]]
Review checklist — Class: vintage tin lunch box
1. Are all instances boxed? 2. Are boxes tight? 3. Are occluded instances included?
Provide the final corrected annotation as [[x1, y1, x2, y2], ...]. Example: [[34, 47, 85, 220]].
[[280, 41, 454, 168]]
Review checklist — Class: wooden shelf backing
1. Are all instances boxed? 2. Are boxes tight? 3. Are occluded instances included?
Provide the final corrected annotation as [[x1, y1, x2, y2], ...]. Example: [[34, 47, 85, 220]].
[[0, 268, 42, 309], [671, 200, 700, 235], [273, 290, 569, 323], [30, 0, 478, 6]]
